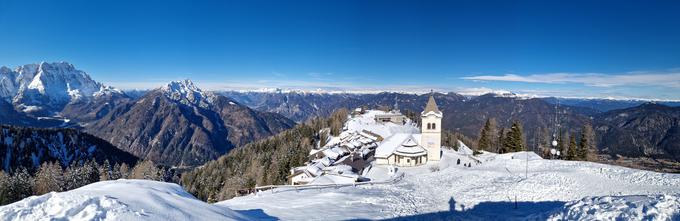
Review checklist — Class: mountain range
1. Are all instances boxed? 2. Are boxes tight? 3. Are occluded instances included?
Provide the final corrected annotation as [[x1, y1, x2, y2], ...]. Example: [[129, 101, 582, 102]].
[[2, 61, 679, 169], [1, 62, 295, 167], [86, 80, 295, 166], [0, 62, 122, 117], [223, 91, 680, 166]]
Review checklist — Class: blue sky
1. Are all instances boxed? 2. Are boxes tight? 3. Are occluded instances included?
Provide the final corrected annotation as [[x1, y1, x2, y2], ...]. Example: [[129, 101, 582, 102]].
[[1, 0, 679, 100]]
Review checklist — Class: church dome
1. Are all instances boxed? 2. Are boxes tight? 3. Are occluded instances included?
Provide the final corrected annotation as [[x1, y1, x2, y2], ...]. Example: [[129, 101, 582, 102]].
[[395, 137, 427, 156]]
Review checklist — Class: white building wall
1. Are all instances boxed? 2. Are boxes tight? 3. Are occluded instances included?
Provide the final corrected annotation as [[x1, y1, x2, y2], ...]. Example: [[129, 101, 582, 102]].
[[421, 114, 442, 161]]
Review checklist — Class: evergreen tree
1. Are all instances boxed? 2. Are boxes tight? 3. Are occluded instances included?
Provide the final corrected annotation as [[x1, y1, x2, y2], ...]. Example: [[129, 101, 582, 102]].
[[567, 134, 578, 160], [82, 160, 100, 185], [503, 121, 525, 152], [110, 163, 122, 180], [63, 163, 80, 191], [6, 168, 34, 203], [0, 171, 9, 205], [478, 118, 492, 151]]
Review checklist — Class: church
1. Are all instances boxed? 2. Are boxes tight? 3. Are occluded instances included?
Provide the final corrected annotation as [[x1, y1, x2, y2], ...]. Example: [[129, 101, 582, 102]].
[[374, 95, 442, 166]]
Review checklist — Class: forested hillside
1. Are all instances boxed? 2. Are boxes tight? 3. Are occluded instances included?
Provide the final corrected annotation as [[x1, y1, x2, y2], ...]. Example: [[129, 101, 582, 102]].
[[181, 109, 349, 202]]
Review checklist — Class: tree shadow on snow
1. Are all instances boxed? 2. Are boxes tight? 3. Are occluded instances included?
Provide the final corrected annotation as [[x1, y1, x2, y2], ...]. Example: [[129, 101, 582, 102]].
[[349, 197, 566, 221], [234, 209, 279, 220]]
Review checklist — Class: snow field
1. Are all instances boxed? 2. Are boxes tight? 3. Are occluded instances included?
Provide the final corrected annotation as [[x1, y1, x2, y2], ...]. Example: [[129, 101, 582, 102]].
[[0, 179, 250, 221], [220, 148, 680, 220]]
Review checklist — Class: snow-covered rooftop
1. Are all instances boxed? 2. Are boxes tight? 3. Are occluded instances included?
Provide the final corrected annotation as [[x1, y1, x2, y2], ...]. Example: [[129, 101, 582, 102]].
[[345, 110, 419, 139], [394, 136, 427, 156], [376, 133, 416, 158]]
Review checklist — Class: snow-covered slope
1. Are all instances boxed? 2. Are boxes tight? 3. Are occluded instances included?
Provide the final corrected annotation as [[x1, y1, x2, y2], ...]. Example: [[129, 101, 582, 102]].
[[2, 150, 679, 220], [219, 149, 680, 220], [0, 179, 251, 221], [0, 62, 123, 114], [550, 195, 680, 220]]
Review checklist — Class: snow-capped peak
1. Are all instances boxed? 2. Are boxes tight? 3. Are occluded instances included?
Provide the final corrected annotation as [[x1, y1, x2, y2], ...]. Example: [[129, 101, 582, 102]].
[[162, 79, 201, 94], [161, 79, 214, 108], [2, 62, 124, 113]]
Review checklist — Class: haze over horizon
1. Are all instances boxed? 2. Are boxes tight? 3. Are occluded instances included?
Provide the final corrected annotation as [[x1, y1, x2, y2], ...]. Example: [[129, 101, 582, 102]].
[[1, 0, 679, 99]]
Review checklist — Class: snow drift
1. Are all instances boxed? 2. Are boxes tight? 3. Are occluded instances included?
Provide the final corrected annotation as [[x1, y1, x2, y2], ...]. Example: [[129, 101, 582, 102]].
[[0, 179, 250, 221]]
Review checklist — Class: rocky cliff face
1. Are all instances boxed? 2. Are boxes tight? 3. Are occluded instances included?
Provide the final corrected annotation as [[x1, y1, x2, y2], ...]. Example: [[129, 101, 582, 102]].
[[0, 62, 127, 119], [86, 80, 295, 166]]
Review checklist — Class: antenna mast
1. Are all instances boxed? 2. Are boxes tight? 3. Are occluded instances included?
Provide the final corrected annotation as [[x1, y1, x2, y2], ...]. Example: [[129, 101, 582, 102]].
[[550, 98, 560, 159]]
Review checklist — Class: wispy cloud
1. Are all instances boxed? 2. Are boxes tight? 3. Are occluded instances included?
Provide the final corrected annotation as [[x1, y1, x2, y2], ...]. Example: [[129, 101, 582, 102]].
[[462, 71, 680, 88]]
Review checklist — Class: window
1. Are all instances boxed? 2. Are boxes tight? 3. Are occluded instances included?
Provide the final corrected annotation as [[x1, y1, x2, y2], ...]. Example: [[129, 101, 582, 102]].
[[407, 159, 410, 163], [427, 123, 431, 129], [432, 123, 436, 130]]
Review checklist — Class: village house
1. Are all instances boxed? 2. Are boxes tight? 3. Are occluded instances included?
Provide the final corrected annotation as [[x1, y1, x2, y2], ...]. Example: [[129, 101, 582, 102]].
[[289, 94, 443, 185], [375, 94, 442, 166], [374, 111, 407, 124]]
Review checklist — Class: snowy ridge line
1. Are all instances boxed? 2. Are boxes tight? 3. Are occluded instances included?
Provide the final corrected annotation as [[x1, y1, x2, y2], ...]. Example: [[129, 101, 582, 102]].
[[254, 172, 405, 194]]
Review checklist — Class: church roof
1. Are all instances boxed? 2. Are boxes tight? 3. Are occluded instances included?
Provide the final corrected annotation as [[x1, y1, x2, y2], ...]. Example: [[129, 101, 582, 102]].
[[375, 133, 427, 158], [394, 136, 427, 157], [422, 95, 442, 116]]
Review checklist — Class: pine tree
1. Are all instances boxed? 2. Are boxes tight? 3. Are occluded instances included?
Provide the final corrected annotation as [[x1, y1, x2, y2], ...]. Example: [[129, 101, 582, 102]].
[[478, 118, 492, 151], [110, 163, 122, 180], [7, 168, 34, 203], [567, 134, 578, 160], [63, 163, 80, 191], [0, 171, 9, 205], [503, 121, 525, 152], [82, 160, 100, 185]]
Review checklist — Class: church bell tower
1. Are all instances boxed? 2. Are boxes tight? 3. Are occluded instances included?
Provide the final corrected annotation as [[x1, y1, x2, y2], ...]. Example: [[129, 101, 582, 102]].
[[421, 93, 442, 161]]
